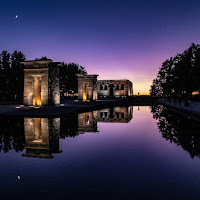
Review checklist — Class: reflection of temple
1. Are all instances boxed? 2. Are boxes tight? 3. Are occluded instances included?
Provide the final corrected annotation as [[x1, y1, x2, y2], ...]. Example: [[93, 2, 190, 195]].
[[97, 107, 133, 123], [22, 60, 60, 106], [77, 74, 98, 101], [78, 111, 98, 134], [23, 118, 61, 158]]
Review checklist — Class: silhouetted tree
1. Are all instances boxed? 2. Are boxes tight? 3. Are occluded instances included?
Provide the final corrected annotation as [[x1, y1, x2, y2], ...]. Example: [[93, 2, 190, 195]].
[[59, 62, 87, 97], [0, 50, 26, 101], [150, 43, 200, 98], [0, 51, 11, 101], [11, 50, 26, 101], [35, 56, 49, 61], [0, 51, 88, 101]]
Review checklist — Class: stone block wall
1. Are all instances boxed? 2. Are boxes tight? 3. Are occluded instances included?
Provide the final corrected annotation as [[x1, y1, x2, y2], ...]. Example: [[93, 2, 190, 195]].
[[24, 68, 48, 105], [22, 60, 60, 106], [77, 74, 98, 100], [48, 63, 60, 105], [97, 80, 133, 98]]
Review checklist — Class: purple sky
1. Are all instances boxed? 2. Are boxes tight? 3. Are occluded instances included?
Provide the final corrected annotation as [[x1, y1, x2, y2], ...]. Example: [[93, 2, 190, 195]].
[[1, 0, 200, 94]]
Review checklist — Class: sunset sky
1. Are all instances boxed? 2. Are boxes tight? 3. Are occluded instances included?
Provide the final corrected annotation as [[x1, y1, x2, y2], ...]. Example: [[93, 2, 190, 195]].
[[1, 0, 200, 94]]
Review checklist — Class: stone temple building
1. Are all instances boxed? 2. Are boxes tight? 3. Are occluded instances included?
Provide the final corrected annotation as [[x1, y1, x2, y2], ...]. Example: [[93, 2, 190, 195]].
[[21, 60, 60, 106], [97, 80, 133, 98], [77, 74, 98, 101]]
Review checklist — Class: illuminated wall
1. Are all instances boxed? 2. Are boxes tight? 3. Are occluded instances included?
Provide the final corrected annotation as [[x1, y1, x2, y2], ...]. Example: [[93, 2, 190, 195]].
[[77, 74, 98, 100], [22, 60, 60, 106], [97, 80, 133, 98]]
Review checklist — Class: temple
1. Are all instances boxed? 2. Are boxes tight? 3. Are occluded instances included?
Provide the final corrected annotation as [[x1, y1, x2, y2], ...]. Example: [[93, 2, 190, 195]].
[[21, 60, 60, 106], [97, 80, 133, 98], [77, 74, 98, 101]]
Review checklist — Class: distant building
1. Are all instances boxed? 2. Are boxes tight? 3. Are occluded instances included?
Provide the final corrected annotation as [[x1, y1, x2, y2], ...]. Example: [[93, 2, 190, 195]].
[[21, 60, 60, 106], [97, 80, 133, 98], [77, 74, 98, 101]]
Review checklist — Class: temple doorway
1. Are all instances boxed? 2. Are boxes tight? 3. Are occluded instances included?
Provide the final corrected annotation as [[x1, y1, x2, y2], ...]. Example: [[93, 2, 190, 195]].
[[83, 83, 89, 100], [33, 76, 41, 106], [109, 84, 114, 96]]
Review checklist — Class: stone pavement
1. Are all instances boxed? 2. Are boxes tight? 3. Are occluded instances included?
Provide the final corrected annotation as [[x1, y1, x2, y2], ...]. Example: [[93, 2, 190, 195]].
[[158, 99, 200, 118], [0, 99, 123, 118]]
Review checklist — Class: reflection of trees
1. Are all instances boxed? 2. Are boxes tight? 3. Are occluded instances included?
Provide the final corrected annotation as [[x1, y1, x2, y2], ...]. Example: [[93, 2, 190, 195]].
[[0, 119, 25, 153], [60, 114, 79, 138], [151, 105, 200, 158], [0, 113, 88, 154]]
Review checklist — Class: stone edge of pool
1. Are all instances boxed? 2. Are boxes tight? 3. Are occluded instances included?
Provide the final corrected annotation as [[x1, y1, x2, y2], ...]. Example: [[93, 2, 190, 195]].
[[157, 99, 200, 121]]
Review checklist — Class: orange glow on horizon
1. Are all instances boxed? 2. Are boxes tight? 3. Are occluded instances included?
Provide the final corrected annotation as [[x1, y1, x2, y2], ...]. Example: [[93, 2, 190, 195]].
[[133, 81, 151, 96]]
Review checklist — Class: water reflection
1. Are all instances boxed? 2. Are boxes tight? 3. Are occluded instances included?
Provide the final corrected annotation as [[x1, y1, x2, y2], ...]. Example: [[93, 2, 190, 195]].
[[0, 118, 25, 153], [97, 106, 133, 123], [0, 106, 133, 158], [78, 111, 98, 134], [23, 118, 61, 158], [151, 104, 200, 159]]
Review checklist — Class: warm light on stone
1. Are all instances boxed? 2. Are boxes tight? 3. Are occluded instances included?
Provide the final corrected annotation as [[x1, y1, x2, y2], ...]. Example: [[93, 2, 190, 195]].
[[77, 74, 98, 101], [97, 80, 133, 98], [21, 60, 60, 106]]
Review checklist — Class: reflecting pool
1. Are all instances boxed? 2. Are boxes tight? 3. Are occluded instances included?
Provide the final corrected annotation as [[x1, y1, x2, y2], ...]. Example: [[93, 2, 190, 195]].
[[0, 106, 200, 200]]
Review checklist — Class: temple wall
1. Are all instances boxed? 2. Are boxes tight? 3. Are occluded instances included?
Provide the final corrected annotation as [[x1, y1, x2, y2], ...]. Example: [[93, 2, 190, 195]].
[[24, 68, 48, 106], [97, 80, 133, 97], [49, 64, 60, 105], [23, 60, 60, 106], [77, 75, 98, 100]]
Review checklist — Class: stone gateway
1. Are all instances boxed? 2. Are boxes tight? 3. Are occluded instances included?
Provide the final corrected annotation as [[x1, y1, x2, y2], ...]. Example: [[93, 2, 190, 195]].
[[77, 74, 98, 101], [21, 60, 60, 106]]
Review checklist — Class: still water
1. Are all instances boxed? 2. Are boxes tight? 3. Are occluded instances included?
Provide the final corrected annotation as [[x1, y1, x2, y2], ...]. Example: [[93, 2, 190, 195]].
[[0, 105, 200, 200]]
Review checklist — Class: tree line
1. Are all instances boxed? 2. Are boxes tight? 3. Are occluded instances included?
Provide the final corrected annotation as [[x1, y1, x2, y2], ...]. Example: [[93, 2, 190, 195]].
[[0, 50, 87, 102], [150, 43, 200, 99]]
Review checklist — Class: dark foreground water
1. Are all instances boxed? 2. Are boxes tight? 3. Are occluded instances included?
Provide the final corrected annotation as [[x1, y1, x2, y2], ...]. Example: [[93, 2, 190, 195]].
[[0, 105, 200, 200]]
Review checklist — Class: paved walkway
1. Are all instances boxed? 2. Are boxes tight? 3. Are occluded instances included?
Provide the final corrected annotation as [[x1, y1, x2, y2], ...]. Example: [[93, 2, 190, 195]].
[[158, 99, 200, 118], [0, 99, 123, 118]]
